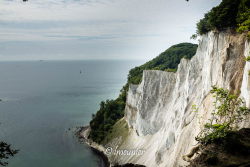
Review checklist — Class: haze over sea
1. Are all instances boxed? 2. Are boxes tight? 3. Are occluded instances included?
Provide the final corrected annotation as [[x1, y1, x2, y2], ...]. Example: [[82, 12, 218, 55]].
[[0, 60, 142, 167]]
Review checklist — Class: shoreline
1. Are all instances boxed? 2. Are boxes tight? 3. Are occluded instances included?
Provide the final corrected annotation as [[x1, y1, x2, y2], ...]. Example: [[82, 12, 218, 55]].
[[75, 126, 110, 167], [75, 126, 146, 167]]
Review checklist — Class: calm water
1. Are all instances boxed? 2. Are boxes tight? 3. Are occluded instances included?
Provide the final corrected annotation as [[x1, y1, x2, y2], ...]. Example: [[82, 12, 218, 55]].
[[0, 60, 142, 167]]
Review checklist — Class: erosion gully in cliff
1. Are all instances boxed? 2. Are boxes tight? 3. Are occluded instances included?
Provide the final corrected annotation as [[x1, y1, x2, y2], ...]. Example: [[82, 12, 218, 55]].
[[94, 31, 250, 167]]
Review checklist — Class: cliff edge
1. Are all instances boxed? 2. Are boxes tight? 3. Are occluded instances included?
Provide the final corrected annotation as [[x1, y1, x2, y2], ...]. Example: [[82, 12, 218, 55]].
[[103, 31, 250, 167]]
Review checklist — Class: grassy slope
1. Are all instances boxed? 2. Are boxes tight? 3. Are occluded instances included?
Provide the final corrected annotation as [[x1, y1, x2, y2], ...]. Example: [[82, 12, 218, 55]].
[[102, 118, 129, 145]]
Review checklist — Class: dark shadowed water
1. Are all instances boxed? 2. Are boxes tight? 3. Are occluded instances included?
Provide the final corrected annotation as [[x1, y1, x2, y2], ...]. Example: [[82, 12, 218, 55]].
[[0, 60, 142, 167]]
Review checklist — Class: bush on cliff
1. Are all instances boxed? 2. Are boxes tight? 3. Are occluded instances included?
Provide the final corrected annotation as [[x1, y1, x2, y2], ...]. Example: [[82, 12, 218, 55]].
[[89, 43, 198, 143], [186, 87, 250, 166], [196, 86, 250, 145]]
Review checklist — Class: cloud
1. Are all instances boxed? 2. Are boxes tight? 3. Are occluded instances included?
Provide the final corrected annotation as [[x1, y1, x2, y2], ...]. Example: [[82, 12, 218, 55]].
[[0, 0, 221, 60]]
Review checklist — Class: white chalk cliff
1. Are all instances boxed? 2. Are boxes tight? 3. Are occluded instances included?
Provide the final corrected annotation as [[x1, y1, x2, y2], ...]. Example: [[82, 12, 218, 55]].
[[105, 31, 250, 167]]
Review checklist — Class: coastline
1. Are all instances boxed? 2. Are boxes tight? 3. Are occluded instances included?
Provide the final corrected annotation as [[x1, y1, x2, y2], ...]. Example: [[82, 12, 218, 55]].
[[75, 126, 110, 167], [75, 126, 146, 167]]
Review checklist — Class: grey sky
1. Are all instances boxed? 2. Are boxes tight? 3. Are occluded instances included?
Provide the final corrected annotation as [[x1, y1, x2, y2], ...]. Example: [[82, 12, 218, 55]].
[[0, 0, 221, 61]]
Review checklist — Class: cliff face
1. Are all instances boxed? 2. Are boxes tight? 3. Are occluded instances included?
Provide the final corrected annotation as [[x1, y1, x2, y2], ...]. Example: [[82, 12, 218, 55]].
[[106, 31, 250, 167]]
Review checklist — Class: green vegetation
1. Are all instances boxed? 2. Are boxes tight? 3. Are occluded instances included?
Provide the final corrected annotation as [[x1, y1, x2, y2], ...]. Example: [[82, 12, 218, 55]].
[[89, 99, 125, 143], [196, 0, 250, 35], [102, 118, 129, 145], [0, 142, 18, 166], [245, 56, 250, 61], [165, 68, 177, 73], [89, 43, 198, 143], [196, 86, 250, 145], [127, 43, 198, 85], [237, 0, 250, 34]]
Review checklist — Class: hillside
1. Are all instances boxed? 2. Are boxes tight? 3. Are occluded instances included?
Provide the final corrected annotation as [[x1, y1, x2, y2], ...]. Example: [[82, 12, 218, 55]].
[[89, 43, 198, 143]]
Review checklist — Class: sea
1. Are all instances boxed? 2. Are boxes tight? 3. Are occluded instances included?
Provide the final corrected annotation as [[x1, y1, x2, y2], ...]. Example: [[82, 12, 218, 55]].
[[0, 60, 143, 167]]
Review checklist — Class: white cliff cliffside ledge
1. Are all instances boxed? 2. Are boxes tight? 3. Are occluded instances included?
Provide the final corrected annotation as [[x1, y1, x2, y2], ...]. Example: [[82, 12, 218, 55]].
[[106, 31, 250, 167]]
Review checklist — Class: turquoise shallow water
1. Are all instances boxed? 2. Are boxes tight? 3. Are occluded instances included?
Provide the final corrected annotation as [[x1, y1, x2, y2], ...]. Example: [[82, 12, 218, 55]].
[[0, 60, 142, 167]]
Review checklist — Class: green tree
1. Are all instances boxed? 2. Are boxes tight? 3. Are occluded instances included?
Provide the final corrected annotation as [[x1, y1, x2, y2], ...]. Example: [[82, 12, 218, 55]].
[[196, 0, 249, 35], [0, 142, 18, 166]]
